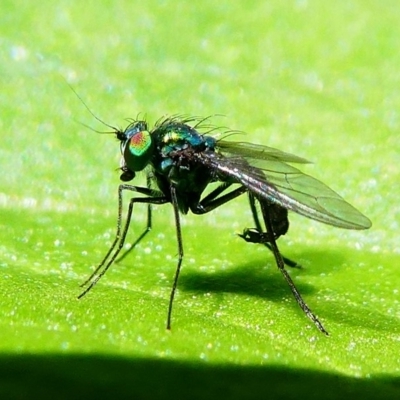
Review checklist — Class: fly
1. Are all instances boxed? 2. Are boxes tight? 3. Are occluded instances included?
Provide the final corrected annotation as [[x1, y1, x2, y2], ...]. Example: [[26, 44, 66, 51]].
[[78, 115, 372, 335]]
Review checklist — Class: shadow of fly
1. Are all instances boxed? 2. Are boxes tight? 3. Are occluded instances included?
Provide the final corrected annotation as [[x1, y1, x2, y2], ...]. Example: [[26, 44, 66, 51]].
[[77, 113, 371, 335]]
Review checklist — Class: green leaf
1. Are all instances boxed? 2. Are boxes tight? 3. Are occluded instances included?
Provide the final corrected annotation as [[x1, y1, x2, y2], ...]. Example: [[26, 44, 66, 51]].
[[1, 1, 399, 399]]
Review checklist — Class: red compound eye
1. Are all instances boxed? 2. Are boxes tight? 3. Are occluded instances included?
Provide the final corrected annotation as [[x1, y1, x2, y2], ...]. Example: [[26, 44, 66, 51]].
[[129, 131, 151, 156]]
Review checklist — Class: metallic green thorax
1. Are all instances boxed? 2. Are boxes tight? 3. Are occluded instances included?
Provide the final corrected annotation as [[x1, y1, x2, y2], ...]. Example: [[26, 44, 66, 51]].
[[149, 120, 218, 214], [152, 120, 216, 170]]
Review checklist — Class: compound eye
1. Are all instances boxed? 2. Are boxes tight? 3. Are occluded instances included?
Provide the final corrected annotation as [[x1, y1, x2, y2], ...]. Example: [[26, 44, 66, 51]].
[[127, 130, 152, 157], [123, 122, 153, 172]]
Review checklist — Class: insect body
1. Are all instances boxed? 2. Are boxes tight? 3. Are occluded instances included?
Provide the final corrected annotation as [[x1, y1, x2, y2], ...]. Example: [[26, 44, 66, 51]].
[[79, 116, 371, 335]]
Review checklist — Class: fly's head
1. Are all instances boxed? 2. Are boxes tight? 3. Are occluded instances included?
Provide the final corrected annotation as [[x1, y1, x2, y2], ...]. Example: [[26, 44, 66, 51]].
[[66, 84, 153, 182], [117, 121, 153, 181]]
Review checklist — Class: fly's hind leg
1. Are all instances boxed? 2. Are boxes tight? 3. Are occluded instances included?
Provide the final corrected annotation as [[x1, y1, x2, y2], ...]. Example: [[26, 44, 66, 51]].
[[240, 193, 301, 268]]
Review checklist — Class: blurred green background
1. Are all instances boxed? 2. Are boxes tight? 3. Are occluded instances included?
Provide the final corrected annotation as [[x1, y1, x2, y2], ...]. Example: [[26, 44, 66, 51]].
[[0, 1, 399, 398]]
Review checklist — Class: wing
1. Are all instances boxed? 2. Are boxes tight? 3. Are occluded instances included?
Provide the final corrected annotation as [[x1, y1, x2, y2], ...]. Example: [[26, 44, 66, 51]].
[[202, 141, 371, 230], [218, 140, 311, 164]]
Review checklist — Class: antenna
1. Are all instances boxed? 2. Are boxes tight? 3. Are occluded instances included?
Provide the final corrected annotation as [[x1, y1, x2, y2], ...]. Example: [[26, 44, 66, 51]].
[[66, 81, 118, 132]]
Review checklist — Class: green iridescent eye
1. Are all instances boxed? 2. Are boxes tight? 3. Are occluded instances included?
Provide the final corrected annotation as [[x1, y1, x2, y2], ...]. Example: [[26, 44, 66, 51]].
[[128, 129, 151, 155], [123, 122, 153, 171]]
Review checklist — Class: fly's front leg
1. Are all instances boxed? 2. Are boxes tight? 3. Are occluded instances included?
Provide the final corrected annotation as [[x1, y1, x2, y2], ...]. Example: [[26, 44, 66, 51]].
[[116, 174, 160, 263], [78, 183, 168, 298]]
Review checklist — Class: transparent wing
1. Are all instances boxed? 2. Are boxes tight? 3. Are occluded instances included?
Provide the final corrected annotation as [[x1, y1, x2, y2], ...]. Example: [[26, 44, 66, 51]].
[[203, 141, 371, 230], [218, 140, 311, 164]]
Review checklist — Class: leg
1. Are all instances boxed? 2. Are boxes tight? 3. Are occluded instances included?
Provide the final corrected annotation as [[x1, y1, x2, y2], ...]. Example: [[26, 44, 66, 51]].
[[115, 202, 152, 263], [191, 182, 247, 214], [259, 200, 328, 335], [116, 174, 159, 263], [78, 183, 168, 298], [167, 186, 184, 330], [80, 183, 161, 287], [166, 183, 246, 329], [244, 193, 300, 268]]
